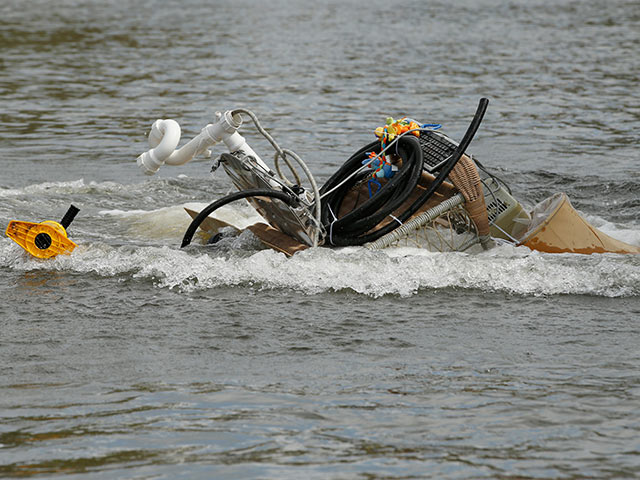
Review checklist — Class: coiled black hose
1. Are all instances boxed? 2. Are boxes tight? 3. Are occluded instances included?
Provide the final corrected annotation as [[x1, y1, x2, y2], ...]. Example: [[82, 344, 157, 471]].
[[320, 98, 489, 246], [320, 136, 424, 246], [181, 189, 297, 248]]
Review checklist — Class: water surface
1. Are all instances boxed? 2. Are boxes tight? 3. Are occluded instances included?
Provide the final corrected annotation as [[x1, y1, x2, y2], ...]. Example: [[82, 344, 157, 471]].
[[1, 0, 639, 478]]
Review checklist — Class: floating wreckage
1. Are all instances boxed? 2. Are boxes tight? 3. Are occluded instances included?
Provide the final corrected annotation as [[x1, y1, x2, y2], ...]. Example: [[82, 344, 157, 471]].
[[136, 99, 639, 256]]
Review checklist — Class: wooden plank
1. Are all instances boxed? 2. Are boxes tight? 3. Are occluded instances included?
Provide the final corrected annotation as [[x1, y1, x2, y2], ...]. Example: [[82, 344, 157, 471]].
[[185, 207, 307, 256], [248, 224, 309, 257]]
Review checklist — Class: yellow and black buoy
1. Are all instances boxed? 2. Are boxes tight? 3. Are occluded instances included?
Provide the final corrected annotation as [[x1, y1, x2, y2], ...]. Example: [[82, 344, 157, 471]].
[[5, 205, 80, 259]]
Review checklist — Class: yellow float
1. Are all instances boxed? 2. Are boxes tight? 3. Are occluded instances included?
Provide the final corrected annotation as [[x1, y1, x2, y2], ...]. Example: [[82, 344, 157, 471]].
[[5, 205, 79, 259]]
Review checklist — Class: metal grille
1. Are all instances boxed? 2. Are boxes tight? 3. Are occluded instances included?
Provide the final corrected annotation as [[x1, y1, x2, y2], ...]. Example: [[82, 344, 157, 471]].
[[418, 131, 458, 172], [486, 196, 509, 223]]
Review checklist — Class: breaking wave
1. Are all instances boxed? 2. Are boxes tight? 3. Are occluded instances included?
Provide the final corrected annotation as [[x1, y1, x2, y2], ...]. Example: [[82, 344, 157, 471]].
[[1, 235, 639, 298], [1, 180, 639, 298]]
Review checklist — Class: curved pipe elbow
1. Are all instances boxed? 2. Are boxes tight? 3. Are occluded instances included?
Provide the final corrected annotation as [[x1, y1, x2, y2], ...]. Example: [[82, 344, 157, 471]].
[[137, 119, 182, 175], [150, 119, 181, 157], [136, 111, 243, 175]]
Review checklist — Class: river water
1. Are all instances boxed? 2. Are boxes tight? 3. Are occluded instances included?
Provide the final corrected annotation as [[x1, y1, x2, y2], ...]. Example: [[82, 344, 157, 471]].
[[1, 0, 639, 478]]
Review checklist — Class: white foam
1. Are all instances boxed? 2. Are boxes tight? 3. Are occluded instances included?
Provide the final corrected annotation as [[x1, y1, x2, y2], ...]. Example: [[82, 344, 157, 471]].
[[583, 213, 640, 247], [98, 202, 208, 218], [2, 236, 638, 298], [98, 204, 205, 240], [0, 179, 126, 197]]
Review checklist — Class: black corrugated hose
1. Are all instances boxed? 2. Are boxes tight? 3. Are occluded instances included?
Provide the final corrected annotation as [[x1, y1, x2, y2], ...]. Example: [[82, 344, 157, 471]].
[[319, 98, 489, 246]]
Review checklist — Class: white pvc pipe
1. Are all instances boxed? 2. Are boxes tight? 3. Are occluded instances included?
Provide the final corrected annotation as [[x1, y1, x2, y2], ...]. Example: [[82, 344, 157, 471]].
[[221, 131, 271, 172], [137, 111, 248, 175]]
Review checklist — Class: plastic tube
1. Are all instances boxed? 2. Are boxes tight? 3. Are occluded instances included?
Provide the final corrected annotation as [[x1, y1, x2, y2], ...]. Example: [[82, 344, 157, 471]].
[[137, 111, 246, 175]]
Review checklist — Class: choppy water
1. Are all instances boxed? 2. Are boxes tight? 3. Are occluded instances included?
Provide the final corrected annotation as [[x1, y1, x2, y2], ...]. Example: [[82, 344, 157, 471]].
[[1, 0, 639, 478]]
